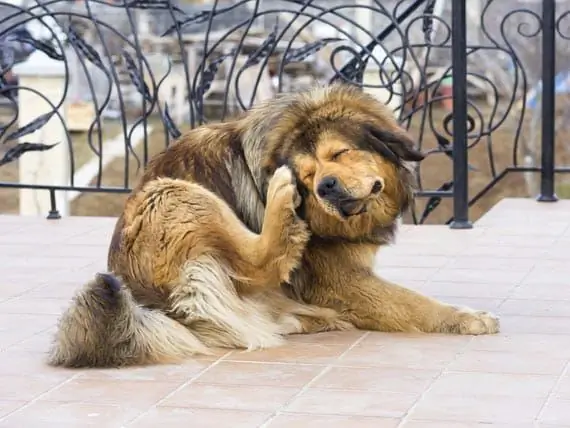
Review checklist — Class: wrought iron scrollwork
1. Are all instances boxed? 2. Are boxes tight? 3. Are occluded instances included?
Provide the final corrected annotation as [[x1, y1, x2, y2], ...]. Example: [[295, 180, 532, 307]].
[[0, 0, 567, 223]]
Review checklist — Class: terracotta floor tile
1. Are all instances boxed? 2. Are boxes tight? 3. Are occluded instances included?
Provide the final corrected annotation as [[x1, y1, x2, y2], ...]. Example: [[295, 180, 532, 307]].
[[375, 254, 450, 268], [1, 200, 570, 426], [160, 383, 300, 412], [429, 268, 527, 285], [287, 330, 366, 346], [414, 281, 516, 299], [0, 331, 32, 350], [129, 407, 271, 428], [0, 244, 36, 257], [383, 243, 461, 257], [538, 397, 570, 425], [537, 424, 570, 428], [475, 234, 557, 247], [285, 388, 417, 417], [1, 256, 93, 271], [466, 334, 570, 357], [401, 420, 536, 428], [24, 283, 84, 300], [312, 366, 439, 394], [25, 244, 107, 260], [8, 329, 55, 353], [225, 343, 347, 365], [0, 375, 71, 401], [0, 298, 68, 315], [0, 232, 74, 245], [499, 299, 570, 317], [545, 246, 570, 261], [553, 371, 570, 399], [0, 401, 142, 428], [0, 314, 59, 337], [408, 394, 545, 423], [534, 259, 570, 269], [460, 245, 544, 259], [498, 315, 570, 335], [510, 283, 570, 301], [447, 350, 568, 375], [337, 343, 461, 370], [78, 359, 216, 383], [428, 371, 557, 397], [444, 256, 536, 271], [0, 401, 27, 419], [0, 281, 48, 301], [266, 413, 400, 428], [0, 351, 75, 380], [39, 378, 177, 408], [196, 361, 322, 387], [522, 268, 570, 287], [359, 332, 472, 349]]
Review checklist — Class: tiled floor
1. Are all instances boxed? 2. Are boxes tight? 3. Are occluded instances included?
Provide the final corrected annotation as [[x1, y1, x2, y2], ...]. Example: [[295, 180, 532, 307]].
[[1, 198, 570, 427]]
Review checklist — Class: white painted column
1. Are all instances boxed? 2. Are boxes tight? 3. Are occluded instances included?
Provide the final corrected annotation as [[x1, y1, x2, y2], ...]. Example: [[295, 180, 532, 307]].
[[13, 50, 69, 217], [356, 0, 403, 112], [354, 0, 374, 46]]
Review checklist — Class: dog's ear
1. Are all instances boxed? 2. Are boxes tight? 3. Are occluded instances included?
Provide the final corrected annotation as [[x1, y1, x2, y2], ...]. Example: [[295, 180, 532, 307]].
[[363, 124, 425, 163]]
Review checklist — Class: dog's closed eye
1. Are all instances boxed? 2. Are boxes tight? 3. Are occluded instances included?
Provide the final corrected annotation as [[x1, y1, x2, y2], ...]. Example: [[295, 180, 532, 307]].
[[331, 149, 350, 160]]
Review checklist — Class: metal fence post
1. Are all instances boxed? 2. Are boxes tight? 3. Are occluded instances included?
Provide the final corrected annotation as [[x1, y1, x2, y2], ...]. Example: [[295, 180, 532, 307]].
[[537, 0, 558, 202], [449, 0, 473, 229]]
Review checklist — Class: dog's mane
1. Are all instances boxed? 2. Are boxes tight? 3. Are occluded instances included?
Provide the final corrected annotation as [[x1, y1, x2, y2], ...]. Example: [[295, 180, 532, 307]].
[[127, 85, 417, 246], [234, 85, 417, 245]]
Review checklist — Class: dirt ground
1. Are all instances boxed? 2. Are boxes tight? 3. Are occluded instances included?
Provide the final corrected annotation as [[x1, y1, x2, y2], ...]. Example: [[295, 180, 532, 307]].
[[1, 101, 569, 224]]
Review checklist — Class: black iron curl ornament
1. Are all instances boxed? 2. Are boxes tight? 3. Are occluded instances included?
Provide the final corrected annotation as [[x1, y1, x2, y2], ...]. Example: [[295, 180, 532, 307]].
[[0, 0, 566, 224]]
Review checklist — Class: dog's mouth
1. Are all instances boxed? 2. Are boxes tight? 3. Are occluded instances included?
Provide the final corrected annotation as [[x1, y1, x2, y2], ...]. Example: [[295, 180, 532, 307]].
[[336, 198, 368, 218]]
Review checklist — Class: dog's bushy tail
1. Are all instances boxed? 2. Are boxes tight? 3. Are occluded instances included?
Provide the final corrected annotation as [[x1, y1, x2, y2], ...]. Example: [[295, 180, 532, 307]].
[[47, 273, 210, 368]]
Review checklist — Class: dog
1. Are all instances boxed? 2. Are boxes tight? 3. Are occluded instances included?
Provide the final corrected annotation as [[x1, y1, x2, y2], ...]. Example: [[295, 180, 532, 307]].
[[48, 84, 499, 368]]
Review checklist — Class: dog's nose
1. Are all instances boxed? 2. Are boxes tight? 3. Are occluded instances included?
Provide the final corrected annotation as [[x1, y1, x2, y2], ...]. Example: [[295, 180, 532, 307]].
[[317, 176, 340, 198], [371, 179, 384, 194]]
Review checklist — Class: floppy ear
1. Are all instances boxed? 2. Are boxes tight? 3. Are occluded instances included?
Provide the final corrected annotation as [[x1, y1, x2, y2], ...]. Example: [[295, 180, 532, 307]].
[[363, 124, 425, 163], [260, 154, 303, 200]]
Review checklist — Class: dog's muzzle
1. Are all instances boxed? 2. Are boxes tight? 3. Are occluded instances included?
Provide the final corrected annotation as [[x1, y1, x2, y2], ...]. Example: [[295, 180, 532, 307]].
[[317, 176, 368, 217]]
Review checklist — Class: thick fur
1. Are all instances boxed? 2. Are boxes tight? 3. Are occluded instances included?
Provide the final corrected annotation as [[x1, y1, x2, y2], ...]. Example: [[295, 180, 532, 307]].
[[48, 84, 499, 368]]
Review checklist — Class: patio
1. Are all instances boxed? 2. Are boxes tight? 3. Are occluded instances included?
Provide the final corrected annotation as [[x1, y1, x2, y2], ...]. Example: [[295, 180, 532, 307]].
[[0, 197, 569, 427]]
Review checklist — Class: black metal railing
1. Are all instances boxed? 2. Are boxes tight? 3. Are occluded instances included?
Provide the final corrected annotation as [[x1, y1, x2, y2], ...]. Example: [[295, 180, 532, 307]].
[[0, 0, 568, 225]]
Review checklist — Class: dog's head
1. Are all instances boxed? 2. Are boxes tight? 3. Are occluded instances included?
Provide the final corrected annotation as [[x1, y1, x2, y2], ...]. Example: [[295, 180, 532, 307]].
[[262, 84, 425, 242]]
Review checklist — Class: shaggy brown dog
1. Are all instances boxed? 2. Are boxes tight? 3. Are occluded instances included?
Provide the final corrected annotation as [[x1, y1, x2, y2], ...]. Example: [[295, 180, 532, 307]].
[[48, 84, 499, 368]]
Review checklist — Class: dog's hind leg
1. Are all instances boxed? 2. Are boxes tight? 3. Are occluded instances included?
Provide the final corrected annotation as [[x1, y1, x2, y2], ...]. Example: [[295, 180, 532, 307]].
[[253, 290, 355, 336], [168, 256, 286, 351], [127, 171, 309, 293], [167, 264, 352, 351]]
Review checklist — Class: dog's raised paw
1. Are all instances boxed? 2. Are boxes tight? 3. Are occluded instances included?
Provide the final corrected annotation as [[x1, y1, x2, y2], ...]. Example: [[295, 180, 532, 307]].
[[266, 166, 300, 212]]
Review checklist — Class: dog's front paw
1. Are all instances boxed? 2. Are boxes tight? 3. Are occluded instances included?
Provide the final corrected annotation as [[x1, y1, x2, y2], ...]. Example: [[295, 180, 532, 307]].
[[453, 306, 500, 335], [264, 166, 309, 282], [266, 166, 300, 212]]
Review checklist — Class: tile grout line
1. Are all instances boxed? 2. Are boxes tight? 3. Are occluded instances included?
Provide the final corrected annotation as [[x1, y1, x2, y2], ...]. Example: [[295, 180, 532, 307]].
[[497, 255, 541, 310], [122, 351, 233, 427], [395, 334, 476, 427], [535, 360, 569, 422], [0, 371, 84, 423], [258, 331, 371, 428], [1, 255, 100, 303], [0, 324, 55, 353]]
